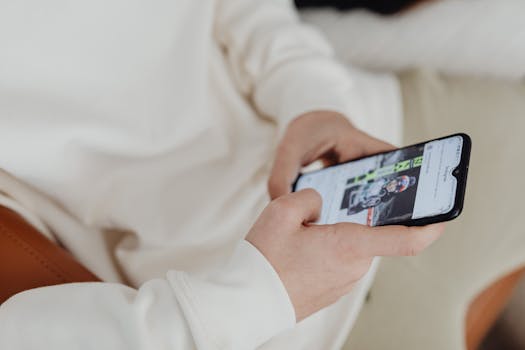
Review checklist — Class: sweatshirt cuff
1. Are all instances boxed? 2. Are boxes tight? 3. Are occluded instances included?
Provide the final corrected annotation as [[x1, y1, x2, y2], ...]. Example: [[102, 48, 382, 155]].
[[253, 56, 354, 135], [169, 240, 296, 349]]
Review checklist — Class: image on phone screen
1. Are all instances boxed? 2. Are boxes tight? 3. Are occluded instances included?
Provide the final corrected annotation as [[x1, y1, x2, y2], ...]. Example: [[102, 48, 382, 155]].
[[293, 134, 468, 226]]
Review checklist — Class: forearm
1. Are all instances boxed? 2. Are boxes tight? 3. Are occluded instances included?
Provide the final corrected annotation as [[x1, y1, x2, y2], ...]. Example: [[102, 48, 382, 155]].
[[0, 239, 294, 350]]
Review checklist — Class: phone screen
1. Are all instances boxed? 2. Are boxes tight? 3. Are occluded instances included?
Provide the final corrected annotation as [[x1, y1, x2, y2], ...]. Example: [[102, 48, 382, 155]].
[[293, 135, 464, 226]]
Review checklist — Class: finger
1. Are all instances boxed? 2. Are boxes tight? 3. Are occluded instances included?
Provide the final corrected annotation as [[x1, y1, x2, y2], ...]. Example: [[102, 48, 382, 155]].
[[272, 188, 323, 225], [268, 142, 303, 199], [336, 129, 397, 162], [362, 223, 444, 257], [332, 222, 445, 257], [268, 137, 333, 199]]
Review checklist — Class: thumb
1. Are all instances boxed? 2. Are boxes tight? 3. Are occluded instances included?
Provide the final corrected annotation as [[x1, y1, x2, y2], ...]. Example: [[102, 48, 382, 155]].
[[272, 188, 323, 225], [329, 222, 445, 257], [336, 128, 397, 162]]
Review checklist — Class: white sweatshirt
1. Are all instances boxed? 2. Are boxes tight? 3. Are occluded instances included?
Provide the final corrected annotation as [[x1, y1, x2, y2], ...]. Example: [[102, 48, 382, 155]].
[[0, 0, 401, 349]]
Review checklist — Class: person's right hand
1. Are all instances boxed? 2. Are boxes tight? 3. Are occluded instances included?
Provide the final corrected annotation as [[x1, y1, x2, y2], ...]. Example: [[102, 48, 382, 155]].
[[246, 189, 444, 321]]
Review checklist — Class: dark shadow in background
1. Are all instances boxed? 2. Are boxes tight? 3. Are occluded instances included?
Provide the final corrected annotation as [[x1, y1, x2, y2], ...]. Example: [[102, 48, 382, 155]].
[[294, 0, 422, 15]]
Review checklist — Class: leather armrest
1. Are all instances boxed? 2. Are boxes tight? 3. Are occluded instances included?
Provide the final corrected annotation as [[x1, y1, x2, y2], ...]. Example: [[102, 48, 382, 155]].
[[0, 206, 99, 304]]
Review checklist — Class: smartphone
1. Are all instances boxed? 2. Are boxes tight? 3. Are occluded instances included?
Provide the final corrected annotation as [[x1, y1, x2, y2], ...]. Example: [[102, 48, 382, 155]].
[[292, 133, 471, 226]]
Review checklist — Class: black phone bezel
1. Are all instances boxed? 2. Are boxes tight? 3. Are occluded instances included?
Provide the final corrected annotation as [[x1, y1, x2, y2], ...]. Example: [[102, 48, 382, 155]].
[[291, 133, 471, 227]]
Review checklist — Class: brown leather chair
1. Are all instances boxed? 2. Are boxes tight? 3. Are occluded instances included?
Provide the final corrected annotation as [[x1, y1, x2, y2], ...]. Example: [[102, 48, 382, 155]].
[[0, 206, 99, 304], [466, 266, 525, 349]]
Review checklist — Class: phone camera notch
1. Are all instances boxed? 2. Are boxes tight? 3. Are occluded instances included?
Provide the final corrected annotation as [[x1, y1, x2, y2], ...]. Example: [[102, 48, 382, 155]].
[[452, 168, 460, 177]]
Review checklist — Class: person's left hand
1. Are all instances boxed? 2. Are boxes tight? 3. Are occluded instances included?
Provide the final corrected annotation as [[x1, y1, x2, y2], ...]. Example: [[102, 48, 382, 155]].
[[268, 111, 396, 199]]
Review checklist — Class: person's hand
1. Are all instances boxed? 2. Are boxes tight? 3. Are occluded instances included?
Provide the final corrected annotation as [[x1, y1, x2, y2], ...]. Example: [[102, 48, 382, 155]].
[[268, 110, 395, 199], [246, 189, 445, 321]]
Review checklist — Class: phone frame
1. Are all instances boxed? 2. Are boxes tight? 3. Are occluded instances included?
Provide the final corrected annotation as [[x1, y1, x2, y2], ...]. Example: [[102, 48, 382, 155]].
[[292, 133, 472, 226]]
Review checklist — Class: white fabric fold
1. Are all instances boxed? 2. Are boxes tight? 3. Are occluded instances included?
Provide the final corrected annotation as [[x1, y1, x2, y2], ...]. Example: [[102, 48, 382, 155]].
[[0, 240, 295, 350]]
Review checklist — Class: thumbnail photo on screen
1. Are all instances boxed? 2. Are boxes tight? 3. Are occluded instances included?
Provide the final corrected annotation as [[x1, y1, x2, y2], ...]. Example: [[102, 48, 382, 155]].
[[339, 145, 424, 226]]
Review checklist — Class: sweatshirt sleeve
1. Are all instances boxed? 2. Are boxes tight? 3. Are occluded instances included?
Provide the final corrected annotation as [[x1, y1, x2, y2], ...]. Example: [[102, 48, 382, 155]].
[[215, 0, 356, 132], [0, 241, 295, 350]]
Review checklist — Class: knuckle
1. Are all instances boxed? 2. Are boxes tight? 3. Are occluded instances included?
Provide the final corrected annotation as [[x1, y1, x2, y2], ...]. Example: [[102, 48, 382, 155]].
[[334, 224, 367, 257], [404, 245, 419, 257], [403, 234, 428, 256], [267, 177, 280, 194], [330, 225, 361, 262], [276, 139, 295, 156], [269, 196, 298, 220], [268, 197, 287, 212]]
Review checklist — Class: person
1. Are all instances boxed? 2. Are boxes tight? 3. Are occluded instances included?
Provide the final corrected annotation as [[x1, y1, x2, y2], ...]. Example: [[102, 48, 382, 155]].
[[0, 1, 445, 349]]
